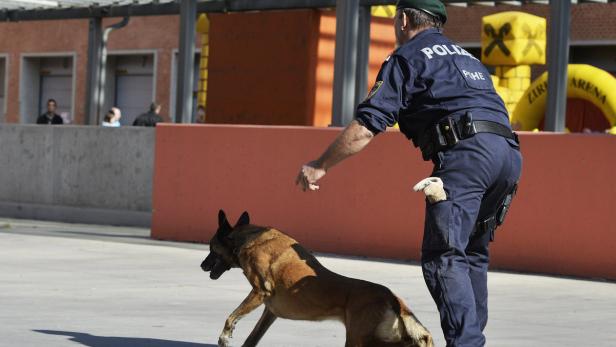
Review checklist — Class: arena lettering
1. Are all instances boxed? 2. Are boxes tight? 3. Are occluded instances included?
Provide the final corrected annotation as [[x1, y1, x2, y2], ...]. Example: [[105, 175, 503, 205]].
[[421, 44, 479, 61], [528, 80, 548, 104], [571, 78, 607, 104]]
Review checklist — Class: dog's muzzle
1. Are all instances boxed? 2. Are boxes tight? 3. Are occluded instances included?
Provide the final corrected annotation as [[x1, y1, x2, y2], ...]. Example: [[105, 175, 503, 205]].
[[201, 253, 217, 272], [201, 253, 231, 280]]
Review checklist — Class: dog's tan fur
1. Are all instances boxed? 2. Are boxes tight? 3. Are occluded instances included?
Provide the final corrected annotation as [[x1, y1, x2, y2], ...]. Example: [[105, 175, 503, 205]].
[[204, 212, 434, 347]]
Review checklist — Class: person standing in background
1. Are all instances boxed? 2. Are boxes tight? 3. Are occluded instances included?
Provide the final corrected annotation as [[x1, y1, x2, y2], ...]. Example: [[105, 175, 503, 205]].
[[133, 102, 164, 127], [195, 105, 206, 124], [36, 99, 63, 125], [102, 107, 122, 127]]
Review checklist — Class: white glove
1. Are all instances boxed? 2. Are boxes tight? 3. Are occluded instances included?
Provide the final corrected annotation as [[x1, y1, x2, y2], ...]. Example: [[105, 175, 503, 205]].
[[413, 177, 447, 203]]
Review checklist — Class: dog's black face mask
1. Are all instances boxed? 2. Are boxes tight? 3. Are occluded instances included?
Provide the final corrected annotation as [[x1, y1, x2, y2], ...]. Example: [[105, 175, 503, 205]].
[[200, 250, 231, 280], [200, 210, 250, 280]]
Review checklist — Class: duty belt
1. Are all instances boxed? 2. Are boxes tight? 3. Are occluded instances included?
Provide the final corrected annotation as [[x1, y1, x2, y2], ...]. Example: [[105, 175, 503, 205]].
[[418, 112, 519, 161]]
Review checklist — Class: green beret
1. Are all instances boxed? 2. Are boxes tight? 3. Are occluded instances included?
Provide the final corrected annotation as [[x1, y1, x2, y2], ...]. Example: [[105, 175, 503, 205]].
[[396, 0, 447, 24]]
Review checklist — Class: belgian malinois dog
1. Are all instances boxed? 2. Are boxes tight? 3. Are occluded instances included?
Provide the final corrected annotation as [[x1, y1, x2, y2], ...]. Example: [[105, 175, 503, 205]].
[[201, 210, 434, 347]]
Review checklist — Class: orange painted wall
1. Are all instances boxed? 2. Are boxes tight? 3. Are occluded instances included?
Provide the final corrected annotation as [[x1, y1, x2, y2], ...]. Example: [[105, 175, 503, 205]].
[[205, 9, 395, 127], [206, 10, 320, 126], [152, 125, 616, 280], [313, 11, 395, 127]]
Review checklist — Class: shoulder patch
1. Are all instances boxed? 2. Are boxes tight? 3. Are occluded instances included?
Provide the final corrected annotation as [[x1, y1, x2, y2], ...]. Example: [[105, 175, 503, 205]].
[[366, 80, 383, 100]]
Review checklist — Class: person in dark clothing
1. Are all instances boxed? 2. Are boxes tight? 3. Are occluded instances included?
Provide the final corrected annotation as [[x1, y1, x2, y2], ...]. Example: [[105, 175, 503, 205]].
[[36, 99, 64, 125], [296, 1, 521, 346], [133, 102, 164, 127]]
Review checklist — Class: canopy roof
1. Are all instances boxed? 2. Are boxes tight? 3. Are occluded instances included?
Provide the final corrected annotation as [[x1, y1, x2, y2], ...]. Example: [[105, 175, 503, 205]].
[[0, 0, 610, 22]]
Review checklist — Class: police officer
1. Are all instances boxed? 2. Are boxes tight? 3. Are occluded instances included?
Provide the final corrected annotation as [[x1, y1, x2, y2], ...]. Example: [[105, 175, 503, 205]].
[[296, 1, 522, 346]]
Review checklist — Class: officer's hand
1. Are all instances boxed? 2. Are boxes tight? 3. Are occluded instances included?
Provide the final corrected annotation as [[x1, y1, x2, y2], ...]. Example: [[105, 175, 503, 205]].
[[296, 161, 326, 192]]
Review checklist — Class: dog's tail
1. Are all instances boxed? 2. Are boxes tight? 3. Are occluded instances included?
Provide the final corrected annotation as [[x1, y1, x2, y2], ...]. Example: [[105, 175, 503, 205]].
[[397, 298, 434, 347]]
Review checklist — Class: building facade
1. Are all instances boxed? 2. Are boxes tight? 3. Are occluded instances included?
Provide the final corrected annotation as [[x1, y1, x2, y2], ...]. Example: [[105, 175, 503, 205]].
[[0, 3, 614, 127]]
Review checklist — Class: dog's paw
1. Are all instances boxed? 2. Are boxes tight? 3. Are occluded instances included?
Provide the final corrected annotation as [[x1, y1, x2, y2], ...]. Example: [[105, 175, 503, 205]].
[[218, 335, 231, 347]]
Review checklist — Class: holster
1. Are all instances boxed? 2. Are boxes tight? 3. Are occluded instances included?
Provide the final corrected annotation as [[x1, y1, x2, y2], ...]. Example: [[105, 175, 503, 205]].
[[476, 182, 519, 241], [420, 116, 462, 161]]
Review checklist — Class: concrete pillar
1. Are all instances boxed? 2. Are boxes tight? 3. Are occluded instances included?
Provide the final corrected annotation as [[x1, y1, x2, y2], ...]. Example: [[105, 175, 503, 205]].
[[331, 0, 359, 127], [175, 0, 197, 123], [545, 0, 571, 132], [85, 17, 102, 125], [355, 5, 371, 107]]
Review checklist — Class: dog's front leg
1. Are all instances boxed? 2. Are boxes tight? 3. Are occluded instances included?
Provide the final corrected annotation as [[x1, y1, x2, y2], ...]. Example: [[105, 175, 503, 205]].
[[218, 289, 264, 347], [242, 307, 277, 347]]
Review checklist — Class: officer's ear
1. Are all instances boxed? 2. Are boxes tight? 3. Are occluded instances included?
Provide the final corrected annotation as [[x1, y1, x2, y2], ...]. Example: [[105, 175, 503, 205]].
[[398, 9, 409, 31]]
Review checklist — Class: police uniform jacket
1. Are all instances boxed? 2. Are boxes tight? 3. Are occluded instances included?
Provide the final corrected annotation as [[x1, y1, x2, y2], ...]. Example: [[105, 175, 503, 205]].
[[356, 28, 512, 148]]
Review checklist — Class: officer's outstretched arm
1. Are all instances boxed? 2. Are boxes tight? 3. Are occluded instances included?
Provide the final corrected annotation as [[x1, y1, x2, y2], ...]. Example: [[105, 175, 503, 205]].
[[315, 120, 374, 170], [296, 120, 374, 191], [296, 53, 407, 191]]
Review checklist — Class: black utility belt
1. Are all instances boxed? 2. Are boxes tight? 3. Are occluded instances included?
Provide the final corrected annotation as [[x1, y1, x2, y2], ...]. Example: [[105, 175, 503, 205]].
[[418, 113, 519, 161]]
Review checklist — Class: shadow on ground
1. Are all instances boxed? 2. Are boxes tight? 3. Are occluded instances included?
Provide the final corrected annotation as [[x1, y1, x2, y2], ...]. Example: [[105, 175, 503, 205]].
[[34, 330, 216, 347]]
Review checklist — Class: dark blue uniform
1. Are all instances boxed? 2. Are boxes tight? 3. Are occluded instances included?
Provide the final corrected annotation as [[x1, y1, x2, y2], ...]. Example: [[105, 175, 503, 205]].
[[356, 28, 522, 347]]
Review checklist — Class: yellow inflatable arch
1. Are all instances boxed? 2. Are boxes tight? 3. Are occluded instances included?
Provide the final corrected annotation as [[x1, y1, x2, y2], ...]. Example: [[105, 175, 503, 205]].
[[511, 64, 616, 131]]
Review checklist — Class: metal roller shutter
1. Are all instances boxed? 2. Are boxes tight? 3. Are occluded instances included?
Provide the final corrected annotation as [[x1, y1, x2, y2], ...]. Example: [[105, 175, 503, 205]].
[[115, 74, 153, 126], [39, 75, 72, 118], [113, 55, 155, 126]]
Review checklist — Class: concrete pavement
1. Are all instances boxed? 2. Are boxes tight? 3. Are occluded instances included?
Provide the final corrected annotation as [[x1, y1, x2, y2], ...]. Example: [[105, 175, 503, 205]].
[[1, 219, 615, 347]]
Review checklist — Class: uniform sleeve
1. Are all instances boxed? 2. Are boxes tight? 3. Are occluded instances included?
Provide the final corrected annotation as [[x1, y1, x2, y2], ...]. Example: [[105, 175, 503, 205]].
[[355, 55, 412, 135]]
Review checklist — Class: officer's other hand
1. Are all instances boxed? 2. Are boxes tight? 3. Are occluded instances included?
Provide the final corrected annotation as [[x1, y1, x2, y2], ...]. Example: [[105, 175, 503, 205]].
[[296, 161, 326, 192]]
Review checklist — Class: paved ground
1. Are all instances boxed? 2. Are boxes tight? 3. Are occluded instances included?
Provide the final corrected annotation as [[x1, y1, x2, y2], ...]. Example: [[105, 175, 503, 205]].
[[1, 219, 615, 347]]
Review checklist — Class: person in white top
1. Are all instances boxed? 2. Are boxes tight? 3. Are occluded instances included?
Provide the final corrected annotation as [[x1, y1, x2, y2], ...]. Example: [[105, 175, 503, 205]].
[[102, 107, 122, 127]]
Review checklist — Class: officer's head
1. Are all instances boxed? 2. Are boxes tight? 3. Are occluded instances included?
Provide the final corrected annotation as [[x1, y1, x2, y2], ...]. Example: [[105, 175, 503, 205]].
[[395, 0, 447, 46]]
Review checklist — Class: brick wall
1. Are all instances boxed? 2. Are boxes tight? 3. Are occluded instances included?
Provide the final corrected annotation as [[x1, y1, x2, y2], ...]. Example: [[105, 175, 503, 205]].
[[0, 16, 186, 124], [445, 3, 616, 44], [0, 3, 613, 125]]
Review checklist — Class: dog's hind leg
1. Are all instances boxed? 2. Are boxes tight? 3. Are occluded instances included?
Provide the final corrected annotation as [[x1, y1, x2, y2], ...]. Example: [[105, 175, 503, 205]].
[[218, 289, 265, 347], [241, 307, 277, 347]]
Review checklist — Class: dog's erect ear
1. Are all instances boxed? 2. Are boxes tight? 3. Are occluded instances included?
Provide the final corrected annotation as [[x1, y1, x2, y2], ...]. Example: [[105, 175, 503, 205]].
[[235, 211, 250, 227], [218, 209, 232, 234], [218, 210, 226, 225]]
